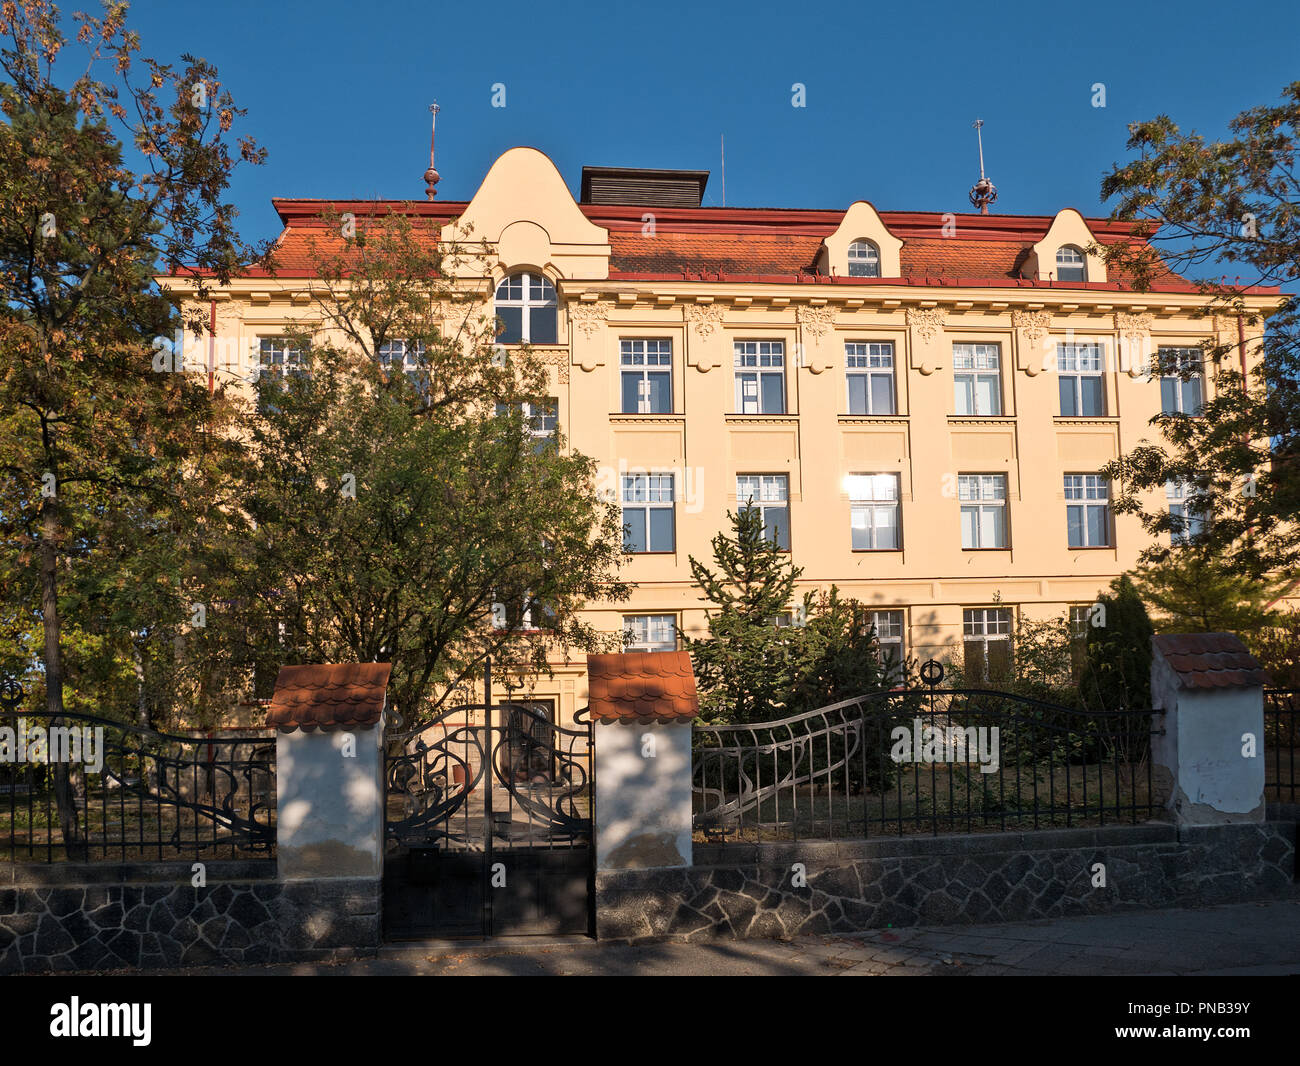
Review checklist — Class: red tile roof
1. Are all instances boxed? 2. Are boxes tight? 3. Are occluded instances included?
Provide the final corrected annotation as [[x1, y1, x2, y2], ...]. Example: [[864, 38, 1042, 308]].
[[1153, 633, 1272, 690], [586, 651, 699, 723], [186, 197, 1245, 294], [266, 663, 392, 732], [151, 192, 1282, 301]]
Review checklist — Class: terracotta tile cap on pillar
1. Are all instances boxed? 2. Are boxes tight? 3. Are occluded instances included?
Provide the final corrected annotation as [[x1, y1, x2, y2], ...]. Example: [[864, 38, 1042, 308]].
[[1153, 633, 1272, 690], [266, 663, 392, 732], [586, 651, 699, 724]]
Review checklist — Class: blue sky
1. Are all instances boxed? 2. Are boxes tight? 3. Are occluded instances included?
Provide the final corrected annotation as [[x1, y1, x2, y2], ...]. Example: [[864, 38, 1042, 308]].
[[113, 0, 1299, 245]]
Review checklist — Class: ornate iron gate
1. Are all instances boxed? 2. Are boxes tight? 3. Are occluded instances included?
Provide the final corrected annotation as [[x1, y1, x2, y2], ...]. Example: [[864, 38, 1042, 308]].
[[383, 667, 595, 939]]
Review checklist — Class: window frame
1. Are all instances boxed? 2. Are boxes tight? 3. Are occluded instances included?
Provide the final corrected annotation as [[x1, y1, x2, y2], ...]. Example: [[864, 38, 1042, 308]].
[[958, 473, 1009, 550], [494, 272, 558, 345], [733, 340, 787, 414], [847, 472, 902, 552], [1055, 245, 1087, 282], [1166, 480, 1208, 545], [1057, 343, 1107, 417], [845, 341, 896, 415], [621, 472, 676, 554], [257, 336, 308, 380], [1158, 346, 1205, 416], [619, 338, 673, 414], [962, 606, 1013, 681], [869, 609, 907, 683], [737, 474, 791, 551], [847, 240, 881, 278], [623, 613, 678, 652], [1064, 474, 1112, 549], [952, 343, 1003, 416]]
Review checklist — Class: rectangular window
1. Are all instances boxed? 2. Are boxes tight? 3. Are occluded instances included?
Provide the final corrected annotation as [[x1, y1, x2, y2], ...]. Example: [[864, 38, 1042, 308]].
[[734, 340, 786, 414], [737, 474, 790, 550], [1064, 474, 1111, 548], [958, 474, 1008, 549], [847, 473, 901, 551], [620, 339, 673, 414], [623, 614, 677, 652], [963, 607, 1012, 681], [952, 343, 1002, 415], [495, 398, 559, 453], [492, 592, 555, 632], [258, 337, 307, 379], [869, 609, 906, 683], [1159, 347, 1204, 415], [622, 473, 675, 553], [1166, 480, 1207, 544], [845, 342, 896, 415], [1057, 343, 1106, 416]]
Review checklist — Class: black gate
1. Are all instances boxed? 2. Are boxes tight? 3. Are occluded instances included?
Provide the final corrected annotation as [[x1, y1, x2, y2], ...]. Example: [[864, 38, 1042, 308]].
[[383, 667, 595, 939]]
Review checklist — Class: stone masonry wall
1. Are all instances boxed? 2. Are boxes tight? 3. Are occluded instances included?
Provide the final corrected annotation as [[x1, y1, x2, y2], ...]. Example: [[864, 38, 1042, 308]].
[[0, 862, 380, 974], [596, 822, 1299, 942]]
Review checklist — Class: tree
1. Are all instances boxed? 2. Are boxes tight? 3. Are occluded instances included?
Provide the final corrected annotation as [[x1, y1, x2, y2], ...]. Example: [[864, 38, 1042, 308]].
[[1098, 81, 1300, 585], [1129, 550, 1283, 634], [0, 1, 265, 852], [223, 207, 628, 724], [682, 508, 897, 725], [680, 506, 808, 724], [1080, 576, 1154, 714]]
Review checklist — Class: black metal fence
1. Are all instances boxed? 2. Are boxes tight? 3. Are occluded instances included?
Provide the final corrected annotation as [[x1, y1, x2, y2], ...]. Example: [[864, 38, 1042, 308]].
[[0, 710, 276, 863], [693, 687, 1162, 843], [1265, 689, 1298, 805]]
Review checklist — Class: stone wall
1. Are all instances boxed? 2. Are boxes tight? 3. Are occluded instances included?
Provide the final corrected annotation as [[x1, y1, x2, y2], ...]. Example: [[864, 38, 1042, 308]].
[[596, 821, 1299, 942], [0, 862, 380, 974]]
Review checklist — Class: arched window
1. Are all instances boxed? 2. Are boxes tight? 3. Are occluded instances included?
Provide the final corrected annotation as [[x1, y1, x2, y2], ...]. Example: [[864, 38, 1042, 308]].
[[847, 240, 881, 278], [495, 273, 557, 344], [1055, 246, 1087, 282]]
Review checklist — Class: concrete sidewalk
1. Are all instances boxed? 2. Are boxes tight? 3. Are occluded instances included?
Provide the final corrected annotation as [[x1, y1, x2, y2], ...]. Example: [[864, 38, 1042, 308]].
[[100, 899, 1300, 976]]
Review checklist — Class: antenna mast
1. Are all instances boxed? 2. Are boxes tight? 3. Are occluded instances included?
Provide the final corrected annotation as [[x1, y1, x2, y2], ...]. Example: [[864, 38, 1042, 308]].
[[968, 118, 997, 214], [720, 134, 726, 207], [423, 102, 441, 200]]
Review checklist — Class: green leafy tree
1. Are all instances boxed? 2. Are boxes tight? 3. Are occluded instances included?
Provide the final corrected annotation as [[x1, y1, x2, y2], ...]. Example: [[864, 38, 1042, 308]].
[[222, 208, 628, 724], [1250, 610, 1300, 687], [1129, 550, 1283, 634], [0, 1, 265, 852], [1098, 81, 1299, 586], [1081, 575, 1154, 714]]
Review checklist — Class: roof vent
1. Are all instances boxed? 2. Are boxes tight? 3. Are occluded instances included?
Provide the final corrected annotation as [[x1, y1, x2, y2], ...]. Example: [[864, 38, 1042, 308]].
[[580, 166, 709, 207]]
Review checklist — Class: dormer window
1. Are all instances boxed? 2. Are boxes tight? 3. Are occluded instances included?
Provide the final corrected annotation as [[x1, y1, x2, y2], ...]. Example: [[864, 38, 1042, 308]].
[[1055, 246, 1087, 282], [494, 273, 557, 344], [847, 240, 881, 278]]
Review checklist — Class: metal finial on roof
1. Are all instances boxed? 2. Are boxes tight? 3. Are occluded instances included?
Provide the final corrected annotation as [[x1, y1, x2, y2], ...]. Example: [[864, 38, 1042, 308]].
[[423, 102, 441, 200], [968, 118, 997, 215]]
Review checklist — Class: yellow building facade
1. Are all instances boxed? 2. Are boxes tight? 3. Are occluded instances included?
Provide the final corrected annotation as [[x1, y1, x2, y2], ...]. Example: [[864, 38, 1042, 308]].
[[164, 147, 1284, 726]]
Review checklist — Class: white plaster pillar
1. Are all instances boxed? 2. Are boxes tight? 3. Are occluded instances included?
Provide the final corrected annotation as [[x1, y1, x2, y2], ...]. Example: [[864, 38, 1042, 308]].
[[595, 719, 694, 871], [1150, 634, 1268, 826]]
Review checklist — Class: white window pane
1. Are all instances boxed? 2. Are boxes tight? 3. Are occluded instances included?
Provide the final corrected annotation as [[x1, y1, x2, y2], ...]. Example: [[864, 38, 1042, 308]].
[[954, 376, 974, 414]]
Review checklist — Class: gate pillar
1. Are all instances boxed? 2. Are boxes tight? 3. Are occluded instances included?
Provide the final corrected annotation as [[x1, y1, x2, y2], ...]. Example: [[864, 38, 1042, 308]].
[[586, 652, 698, 871], [267, 664, 391, 879], [1150, 634, 1269, 825]]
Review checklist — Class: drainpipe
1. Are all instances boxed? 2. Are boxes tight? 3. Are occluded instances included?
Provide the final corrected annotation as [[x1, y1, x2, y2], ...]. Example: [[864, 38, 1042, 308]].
[[208, 300, 217, 395]]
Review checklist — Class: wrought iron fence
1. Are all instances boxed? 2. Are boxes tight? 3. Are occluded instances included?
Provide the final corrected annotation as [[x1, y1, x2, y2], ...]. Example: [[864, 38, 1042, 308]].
[[0, 708, 276, 863], [1265, 689, 1298, 804], [693, 685, 1162, 843]]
